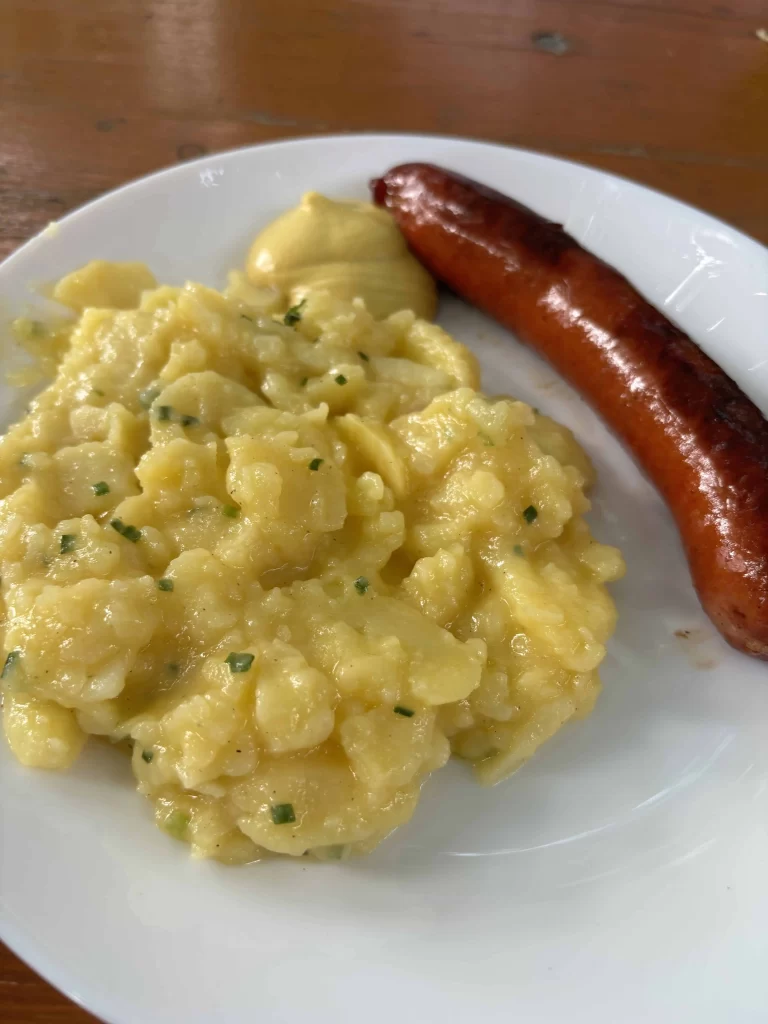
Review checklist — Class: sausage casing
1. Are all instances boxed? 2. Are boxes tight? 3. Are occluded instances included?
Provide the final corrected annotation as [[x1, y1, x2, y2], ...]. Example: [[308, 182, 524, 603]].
[[373, 163, 768, 659]]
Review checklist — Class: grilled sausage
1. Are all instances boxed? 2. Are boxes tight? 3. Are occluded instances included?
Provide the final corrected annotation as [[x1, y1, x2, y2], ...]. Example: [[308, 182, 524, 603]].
[[372, 162, 768, 659]]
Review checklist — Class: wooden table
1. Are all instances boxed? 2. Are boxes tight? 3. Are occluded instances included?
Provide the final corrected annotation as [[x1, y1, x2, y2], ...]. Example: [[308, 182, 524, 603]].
[[0, 0, 766, 1020]]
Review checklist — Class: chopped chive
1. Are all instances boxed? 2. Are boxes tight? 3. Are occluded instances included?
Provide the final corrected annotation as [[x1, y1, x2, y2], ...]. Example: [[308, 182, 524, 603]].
[[91, 388, 105, 397], [523, 504, 538, 524], [180, 414, 199, 428], [394, 705, 415, 717], [2, 650, 20, 678], [353, 576, 369, 594], [357, 351, 369, 362], [157, 405, 173, 421], [167, 662, 180, 675], [141, 748, 154, 763], [110, 519, 142, 542], [479, 433, 494, 447], [222, 504, 239, 518], [164, 810, 190, 839], [308, 458, 323, 471], [513, 544, 525, 556], [138, 386, 160, 409], [300, 377, 309, 387], [92, 481, 110, 496], [335, 374, 347, 385], [270, 803, 296, 825], [60, 534, 77, 554], [283, 299, 306, 326], [240, 314, 253, 322], [225, 652, 254, 673], [157, 578, 174, 592]]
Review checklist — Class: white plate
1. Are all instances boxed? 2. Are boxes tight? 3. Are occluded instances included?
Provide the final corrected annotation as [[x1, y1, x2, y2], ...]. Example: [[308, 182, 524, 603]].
[[1, 134, 768, 1024]]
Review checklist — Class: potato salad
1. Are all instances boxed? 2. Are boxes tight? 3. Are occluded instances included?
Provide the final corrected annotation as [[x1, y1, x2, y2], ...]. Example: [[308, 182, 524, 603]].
[[0, 199, 623, 863]]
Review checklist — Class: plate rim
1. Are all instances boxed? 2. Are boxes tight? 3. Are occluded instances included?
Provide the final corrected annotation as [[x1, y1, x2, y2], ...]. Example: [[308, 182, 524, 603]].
[[2, 132, 766, 283]]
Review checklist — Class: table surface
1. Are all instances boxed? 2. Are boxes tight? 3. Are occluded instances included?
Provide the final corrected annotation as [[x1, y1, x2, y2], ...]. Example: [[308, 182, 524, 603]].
[[1, 0, 767, 1020]]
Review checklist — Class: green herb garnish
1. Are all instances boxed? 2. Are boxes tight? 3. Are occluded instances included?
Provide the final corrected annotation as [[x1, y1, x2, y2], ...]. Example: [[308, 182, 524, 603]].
[[225, 652, 254, 673], [222, 504, 239, 518], [91, 388, 105, 397], [394, 705, 415, 717], [271, 803, 296, 825], [92, 481, 110, 496], [523, 505, 538, 524], [308, 458, 323, 471], [300, 377, 309, 387], [180, 414, 199, 428], [167, 662, 180, 675], [60, 534, 77, 554], [164, 810, 190, 839], [110, 519, 142, 542], [354, 576, 369, 594], [358, 351, 369, 362], [240, 314, 253, 322], [513, 544, 525, 556], [141, 749, 154, 763], [2, 650, 20, 678], [157, 578, 174, 592], [157, 405, 173, 422], [335, 374, 347, 385], [283, 299, 306, 326]]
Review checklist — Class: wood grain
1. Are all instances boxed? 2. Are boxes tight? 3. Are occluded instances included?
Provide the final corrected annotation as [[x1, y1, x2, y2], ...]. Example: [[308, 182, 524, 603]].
[[1, 0, 767, 1020]]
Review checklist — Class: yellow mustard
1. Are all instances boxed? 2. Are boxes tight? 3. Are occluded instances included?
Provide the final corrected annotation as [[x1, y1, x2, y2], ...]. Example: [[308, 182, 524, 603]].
[[245, 191, 437, 320]]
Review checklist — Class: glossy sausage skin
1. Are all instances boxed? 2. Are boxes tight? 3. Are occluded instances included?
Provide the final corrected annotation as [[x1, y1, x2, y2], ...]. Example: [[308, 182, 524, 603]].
[[372, 163, 768, 659]]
